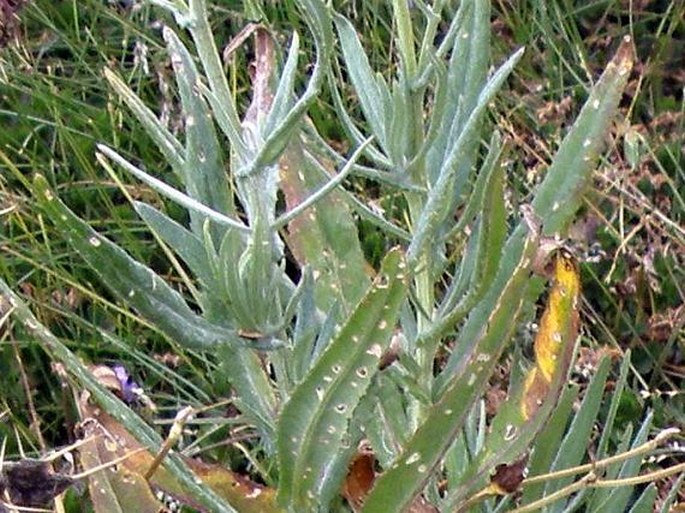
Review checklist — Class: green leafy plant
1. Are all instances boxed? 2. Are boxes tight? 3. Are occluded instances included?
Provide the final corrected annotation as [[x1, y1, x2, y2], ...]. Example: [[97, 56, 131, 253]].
[[2, 0, 683, 512]]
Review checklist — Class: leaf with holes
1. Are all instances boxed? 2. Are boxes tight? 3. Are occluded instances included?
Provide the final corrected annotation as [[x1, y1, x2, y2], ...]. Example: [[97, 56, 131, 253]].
[[277, 248, 408, 511]]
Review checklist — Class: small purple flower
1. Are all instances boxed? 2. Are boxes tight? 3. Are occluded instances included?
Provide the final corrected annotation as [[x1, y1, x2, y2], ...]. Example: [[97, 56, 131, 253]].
[[112, 364, 143, 403]]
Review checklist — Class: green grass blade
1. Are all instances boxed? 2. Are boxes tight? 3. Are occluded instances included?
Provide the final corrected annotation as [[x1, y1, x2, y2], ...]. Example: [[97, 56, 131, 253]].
[[277, 248, 408, 511], [590, 412, 654, 513], [657, 473, 684, 513], [596, 349, 632, 459], [544, 355, 612, 509], [628, 484, 657, 513], [519, 384, 577, 505]]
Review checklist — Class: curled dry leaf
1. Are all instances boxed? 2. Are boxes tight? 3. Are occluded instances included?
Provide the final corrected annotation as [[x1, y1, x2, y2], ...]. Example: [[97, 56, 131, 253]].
[[0, 438, 142, 510], [489, 455, 529, 495], [341, 445, 438, 513], [0, 459, 75, 508], [77, 390, 281, 513]]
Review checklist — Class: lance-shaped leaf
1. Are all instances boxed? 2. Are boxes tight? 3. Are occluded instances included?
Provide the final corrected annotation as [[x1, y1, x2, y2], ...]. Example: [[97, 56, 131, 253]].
[[436, 34, 634, 389], [165, 27, 235, 239], [407, 47, 523, 264], [421, 0, 488, 192], [628, 485, 657, 513], [532, 35, 634, 236], [333, 13, 390, 152], [423, 137, 506, 346], [277, 248, 408, 511], [32, 174, 250, 351], [523, 250, 581, 417], [280, 140, 370, 312], [442, 250, 582, 507], [133, 202, 212, 287], [361, 234, 539, 513]]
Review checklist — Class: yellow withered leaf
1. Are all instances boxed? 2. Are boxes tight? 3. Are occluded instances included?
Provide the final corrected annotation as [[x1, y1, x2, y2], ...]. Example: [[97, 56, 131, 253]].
[[535, 251, 581, 382], [522, 250, 581, 419]]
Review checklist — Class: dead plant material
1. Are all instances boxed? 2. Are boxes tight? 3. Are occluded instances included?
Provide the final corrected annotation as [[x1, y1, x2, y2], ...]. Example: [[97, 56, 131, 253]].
[[0, 0, 26, 46]]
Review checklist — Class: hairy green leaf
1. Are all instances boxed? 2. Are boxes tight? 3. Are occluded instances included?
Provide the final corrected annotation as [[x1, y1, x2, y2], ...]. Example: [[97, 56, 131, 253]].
[[333, 13, 389, 152], [362, 233, 539, 513], [133, 202, 211, 287], [164, 27, 234, 238], [278, 248, 408, 511], [32, 174, 248, 351]]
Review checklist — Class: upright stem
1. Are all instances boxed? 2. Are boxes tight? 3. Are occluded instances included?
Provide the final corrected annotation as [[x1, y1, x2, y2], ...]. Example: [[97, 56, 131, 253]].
[[393, 1, 438, 427]]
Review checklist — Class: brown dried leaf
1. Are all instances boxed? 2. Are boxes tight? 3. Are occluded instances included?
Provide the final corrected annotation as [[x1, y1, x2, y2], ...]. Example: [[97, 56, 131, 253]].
[[77, 394, 281, 513], [341, 446, 438, 513], [0, 459, 74, 508], [341, 451, 375, 512], [489, 455, 529, 495], [78, 431, 165, 513]]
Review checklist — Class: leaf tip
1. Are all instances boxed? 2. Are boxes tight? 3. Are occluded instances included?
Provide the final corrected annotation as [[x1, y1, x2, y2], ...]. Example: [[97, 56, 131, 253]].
[[613, 35, 635, 74]]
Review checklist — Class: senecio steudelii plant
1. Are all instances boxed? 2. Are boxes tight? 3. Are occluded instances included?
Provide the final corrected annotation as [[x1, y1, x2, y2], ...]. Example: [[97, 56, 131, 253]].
[[2, 0, 683, 512]]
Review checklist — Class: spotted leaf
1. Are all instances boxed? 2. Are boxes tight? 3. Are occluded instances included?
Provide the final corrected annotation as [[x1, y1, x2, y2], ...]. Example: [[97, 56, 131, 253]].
[[277, 248, 408, 511]]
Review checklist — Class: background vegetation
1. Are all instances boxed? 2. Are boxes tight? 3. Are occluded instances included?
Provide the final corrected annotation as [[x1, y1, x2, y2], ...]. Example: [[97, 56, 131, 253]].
[[0, 0, 683, 511]]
